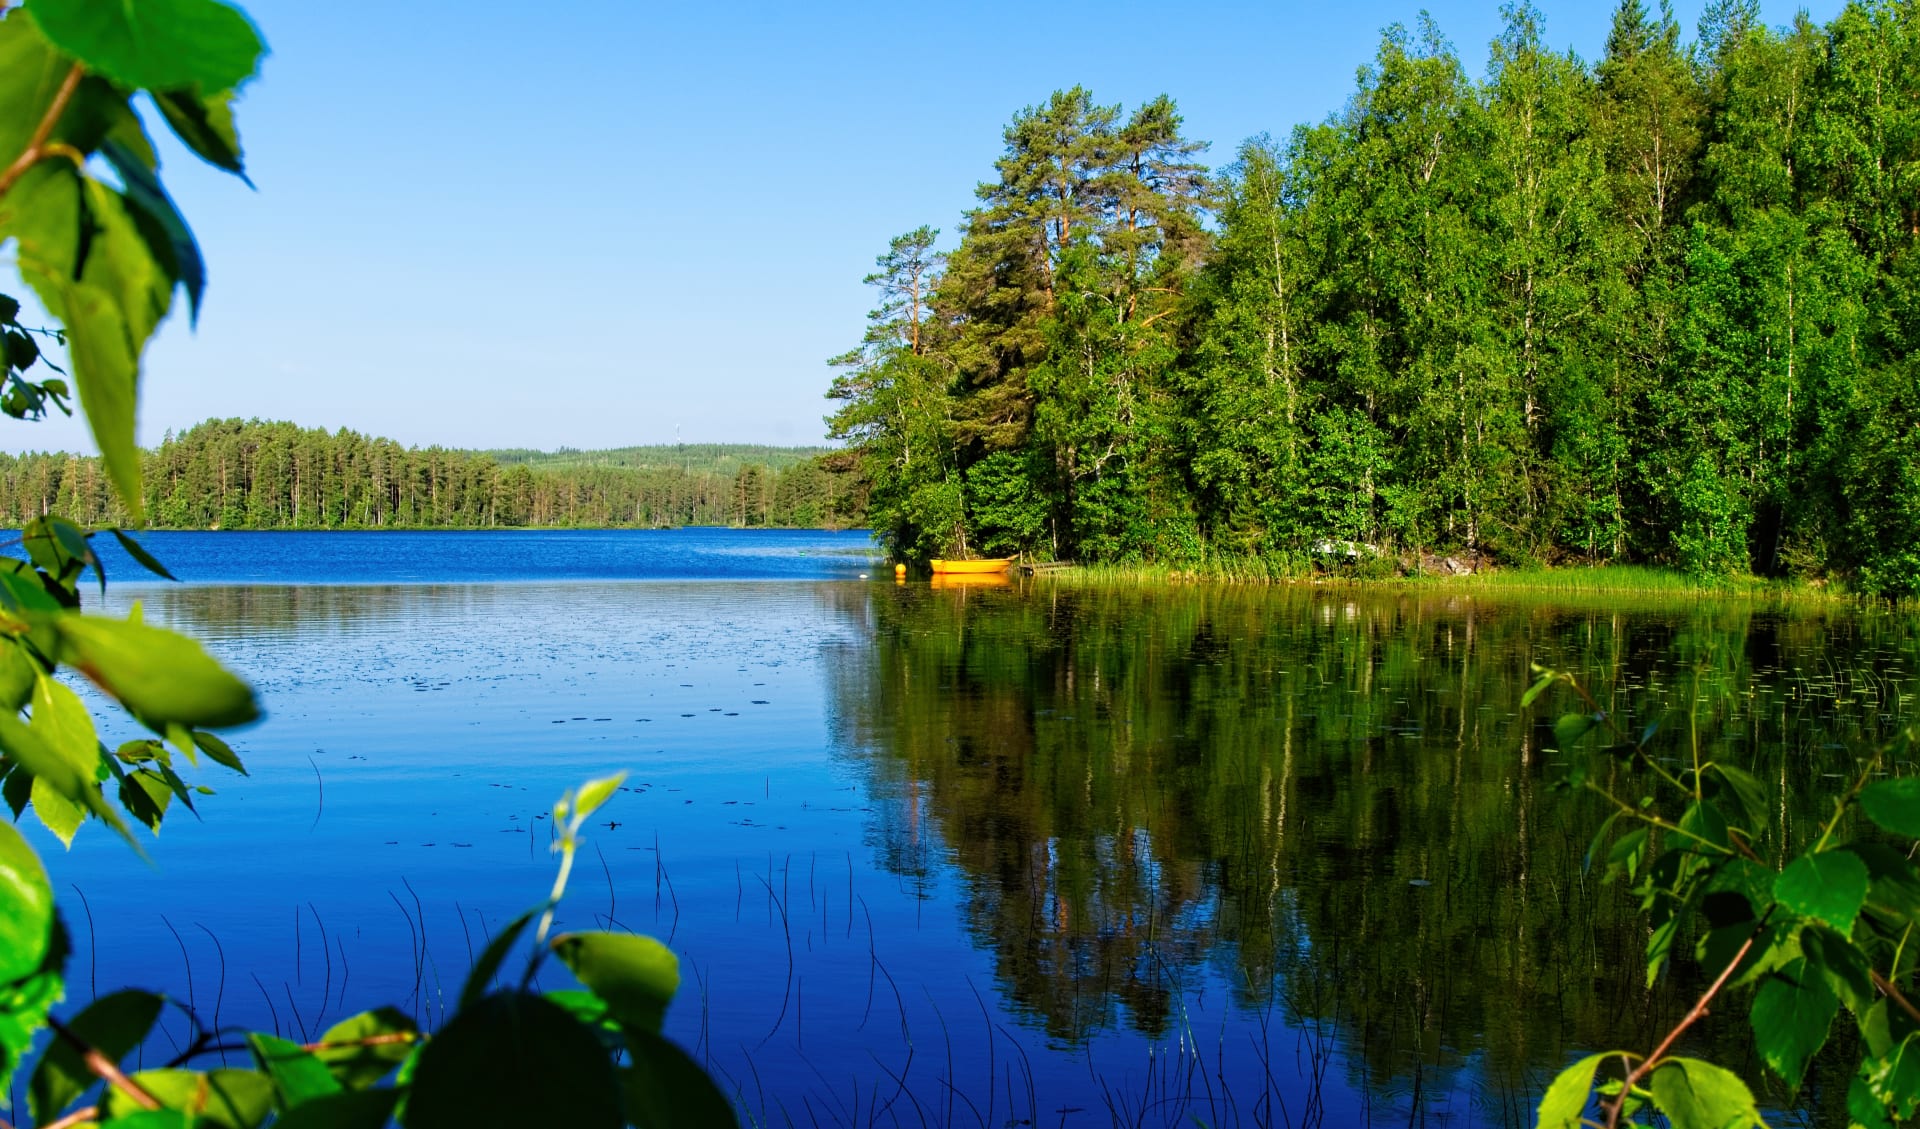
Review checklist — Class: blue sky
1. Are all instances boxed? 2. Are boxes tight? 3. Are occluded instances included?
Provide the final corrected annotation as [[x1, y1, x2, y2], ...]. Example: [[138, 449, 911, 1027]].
[[7, 0, 1845, 453]]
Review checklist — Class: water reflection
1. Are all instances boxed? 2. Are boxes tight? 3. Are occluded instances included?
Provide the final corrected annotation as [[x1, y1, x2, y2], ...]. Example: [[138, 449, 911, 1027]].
[[823, 582, 1918, 1113]]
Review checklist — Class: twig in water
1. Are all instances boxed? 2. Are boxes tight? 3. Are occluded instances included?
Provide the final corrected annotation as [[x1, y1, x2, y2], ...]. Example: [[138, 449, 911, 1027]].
[[308, 904, 334, 1033], [752, 874, 794, 1048], [69, 884, 96, 1002], [158, 916, 195, 1051], [192, 923, 229, 1067], [307, 756, 323, 831], [456, 900, 475, 970]]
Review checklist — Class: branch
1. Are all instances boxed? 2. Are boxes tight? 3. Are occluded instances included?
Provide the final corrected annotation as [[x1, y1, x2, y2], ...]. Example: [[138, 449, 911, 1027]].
[[43, 1107, 101, 1129], [47, 1016, 162, 1112], [1872, 969, 1920, 1028], [0, 62, 84, 199], [173, 1030, 418, 1063], [1602, 915, 1768, 1129]]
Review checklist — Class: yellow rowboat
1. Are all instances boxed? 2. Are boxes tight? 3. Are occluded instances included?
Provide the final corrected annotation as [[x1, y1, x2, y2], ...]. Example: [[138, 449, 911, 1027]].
[[929, 557, 1014, 575]]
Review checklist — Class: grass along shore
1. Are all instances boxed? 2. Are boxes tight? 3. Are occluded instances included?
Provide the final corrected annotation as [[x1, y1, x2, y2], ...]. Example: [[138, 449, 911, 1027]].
[[1028, 559, 1864, 603]]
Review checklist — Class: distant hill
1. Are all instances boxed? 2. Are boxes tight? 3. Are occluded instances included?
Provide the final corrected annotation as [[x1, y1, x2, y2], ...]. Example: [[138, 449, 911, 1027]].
[[487, 444, 835, 475]]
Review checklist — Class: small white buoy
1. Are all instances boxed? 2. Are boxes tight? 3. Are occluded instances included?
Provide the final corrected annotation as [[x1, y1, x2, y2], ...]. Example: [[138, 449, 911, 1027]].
[[858, 573, 869, 579]]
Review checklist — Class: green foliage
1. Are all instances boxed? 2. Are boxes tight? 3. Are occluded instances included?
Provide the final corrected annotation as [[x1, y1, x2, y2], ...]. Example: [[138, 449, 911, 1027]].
[[1531, 658, 1920, 1129], [0, 821, 51, 983], [24, 0, 264, 93], [549, 933, 679, 1036], [831, 4, 1920, 595], [28, 988, 163, 1123]]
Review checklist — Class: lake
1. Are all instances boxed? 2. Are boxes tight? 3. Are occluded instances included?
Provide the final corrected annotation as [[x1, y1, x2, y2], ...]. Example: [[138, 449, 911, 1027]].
[[19, 529, 1918, 1126]]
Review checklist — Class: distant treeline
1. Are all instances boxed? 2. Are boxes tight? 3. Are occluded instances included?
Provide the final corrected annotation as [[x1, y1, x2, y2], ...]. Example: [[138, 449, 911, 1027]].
[[488, 443, 833, 475], [0, 419, 868, 530]]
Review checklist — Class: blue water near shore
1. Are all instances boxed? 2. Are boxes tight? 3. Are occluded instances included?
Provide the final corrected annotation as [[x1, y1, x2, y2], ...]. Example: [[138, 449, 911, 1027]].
[[75, 527, 881, 584]]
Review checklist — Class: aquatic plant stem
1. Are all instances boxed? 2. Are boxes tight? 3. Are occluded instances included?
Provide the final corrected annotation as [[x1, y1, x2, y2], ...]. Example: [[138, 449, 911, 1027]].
[[1584, 782, 1736, 857], [534, 835, 577, 949], [1814, 745, 1891, 854], [1602, 916, 1767, 1129]]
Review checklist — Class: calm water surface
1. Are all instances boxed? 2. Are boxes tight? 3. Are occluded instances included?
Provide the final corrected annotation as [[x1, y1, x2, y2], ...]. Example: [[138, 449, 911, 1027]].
[[21, 530, 1920, 1126]]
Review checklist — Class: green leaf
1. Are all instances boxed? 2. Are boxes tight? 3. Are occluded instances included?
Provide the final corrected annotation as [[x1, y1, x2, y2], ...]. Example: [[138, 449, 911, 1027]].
[[1552, 712, 1595, 751], [31, 774, 85, 846], [0, 13, 73, 161], [309, 1008, 417, 1091], [621, 1028, 740, 1129], [1776, 851, 1870, 936], [550, 931, 679, 1035], [191, 731, 245, 774], [1709, 763, 1768, 832], [1582, 810, 1621, 873], [29, 989, 163, 1123], [1647, 1057, 1763, 1129], [98, 1112, 196, 1129], [54, 615, 258, 729], [1752, 957, 1838, 1091], [398, 992, 622, 1129], [248, 1033, 341, 1110], [102, 1068, 275, 1129], [110, 529, 178, 582], [1706, 858, 1776, 916], [0, 958, 64, 1098], [544, 989, 623, 1052], [152, 88, 247, 180], [1678, 800, 1730, 853], [1851, 843, 1920, 927], [1863, 778, 1920, 839], [459, 910, 534, 1013], [24, 515, 94, 587], [572, 772, 627, 822], [120, 767, 172, 831], [273, 1089, 400, 1129], [1803, 925, 1876, 1016], [17, 270, 144, 518], [3, 762, 32, 818], [1521, 668, 1558, 708], [0, 712, 129, 847], [32, 670, 101, 769], [24, 0, 266, 94], [1535, 1053, 1605, 1129], [0, 820, 53, 982], [1866, 1033, 1920, 1121], [100, 140, 207, 325], [1850, 1074, 1895, 1129], [1604, 826, 1648, 883], [0, 639, 42, 711]]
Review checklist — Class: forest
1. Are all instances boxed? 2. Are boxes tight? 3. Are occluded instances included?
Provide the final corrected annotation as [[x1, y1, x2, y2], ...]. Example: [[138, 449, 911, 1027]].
[[826, 0, 1920, 596], [0, 419, 867, 530]]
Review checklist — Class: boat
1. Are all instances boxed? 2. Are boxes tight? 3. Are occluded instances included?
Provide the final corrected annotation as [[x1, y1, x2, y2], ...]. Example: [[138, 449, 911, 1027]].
[[929, 557, 1014, 575]]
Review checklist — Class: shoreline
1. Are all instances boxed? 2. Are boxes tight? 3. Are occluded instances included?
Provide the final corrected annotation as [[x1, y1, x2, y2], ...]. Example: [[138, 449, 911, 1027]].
[[1024, 561, 1875, 605]]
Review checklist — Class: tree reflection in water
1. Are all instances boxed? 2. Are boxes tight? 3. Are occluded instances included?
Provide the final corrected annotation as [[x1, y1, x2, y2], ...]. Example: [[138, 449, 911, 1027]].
[[823, 581, 1916, 1119]]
